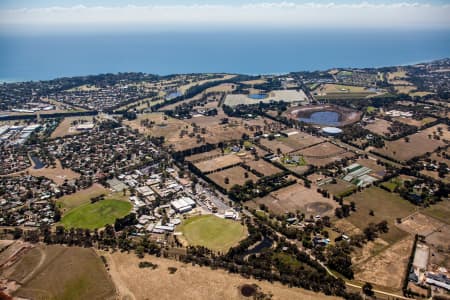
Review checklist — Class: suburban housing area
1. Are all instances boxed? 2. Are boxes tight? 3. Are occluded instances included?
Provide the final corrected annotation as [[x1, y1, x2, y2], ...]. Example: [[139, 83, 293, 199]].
[[0, 59, 449, 300]]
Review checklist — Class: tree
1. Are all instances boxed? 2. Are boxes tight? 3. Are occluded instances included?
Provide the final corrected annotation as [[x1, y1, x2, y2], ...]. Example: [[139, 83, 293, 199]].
[[362, 282, 374, 296]]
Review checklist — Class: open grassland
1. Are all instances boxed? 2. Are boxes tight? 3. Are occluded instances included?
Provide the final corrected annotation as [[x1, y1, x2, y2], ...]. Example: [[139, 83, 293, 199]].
[[61, 199, 132, 230], [57, 183, 109, 213], [50, 116, 94, 139], [421, 200, 450, 225], [177, 215, 247, 253], [3, 245, 115, 300], [208, 166, 259, 191], [345, 187, 416, 244], [104, 251, 341, 300], [247, 183, 338, 216], [374, 124, 450, 162]]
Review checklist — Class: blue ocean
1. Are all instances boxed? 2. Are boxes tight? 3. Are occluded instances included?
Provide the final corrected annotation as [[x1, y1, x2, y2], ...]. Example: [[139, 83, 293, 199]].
[[0, 29, 449, 82]]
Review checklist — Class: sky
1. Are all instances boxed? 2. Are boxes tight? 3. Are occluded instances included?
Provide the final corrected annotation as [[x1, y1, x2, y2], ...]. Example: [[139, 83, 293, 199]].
[[0, 1, 450, 32]]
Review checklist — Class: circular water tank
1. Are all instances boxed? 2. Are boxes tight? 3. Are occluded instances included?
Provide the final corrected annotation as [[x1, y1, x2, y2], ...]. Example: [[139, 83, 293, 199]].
[[322, 127, 343, 135]]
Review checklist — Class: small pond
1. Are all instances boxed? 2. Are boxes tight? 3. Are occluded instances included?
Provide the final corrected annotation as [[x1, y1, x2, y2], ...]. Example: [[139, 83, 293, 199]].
[[248, 93, 268, 100], [30, 154, 45, 169], [244, 236, 273, 255], [298, 111, 341, 126]]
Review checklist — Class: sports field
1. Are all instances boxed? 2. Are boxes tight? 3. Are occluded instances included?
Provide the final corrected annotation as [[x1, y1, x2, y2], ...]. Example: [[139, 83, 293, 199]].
[[178, 215, 247, 252], [61, 199, 132, 229]]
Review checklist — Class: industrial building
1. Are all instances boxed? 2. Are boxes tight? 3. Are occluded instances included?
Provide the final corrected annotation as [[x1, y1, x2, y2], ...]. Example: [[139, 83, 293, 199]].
[[171, 196, 196, 213]]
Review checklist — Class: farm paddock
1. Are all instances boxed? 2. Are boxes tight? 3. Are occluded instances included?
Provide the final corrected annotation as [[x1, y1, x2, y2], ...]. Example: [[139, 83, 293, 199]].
[[207, 166, 259, 191], [246, 183, 338, 216], [345, 187, 416, 244], [245, 159, 283, 177]]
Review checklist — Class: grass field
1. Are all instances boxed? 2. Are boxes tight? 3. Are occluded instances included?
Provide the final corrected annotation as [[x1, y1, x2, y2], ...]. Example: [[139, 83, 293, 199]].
[[345, 187, 416, 244], [4, 245, 115, 300], [61, 199, 132, 229], [421, 200, 450, 225], [178, 215, 247, 252], [313, 84, 376, 99], [58, 183, 109, 213]]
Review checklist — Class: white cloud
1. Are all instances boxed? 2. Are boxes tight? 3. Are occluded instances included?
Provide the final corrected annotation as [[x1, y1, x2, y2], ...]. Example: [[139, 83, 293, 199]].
[[0, 2, 449, 30]]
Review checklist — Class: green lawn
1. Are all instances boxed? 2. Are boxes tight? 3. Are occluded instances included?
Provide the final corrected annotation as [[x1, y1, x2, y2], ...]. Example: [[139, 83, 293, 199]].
[[178, 215, 247, 253], [61, 199, 132, 229]]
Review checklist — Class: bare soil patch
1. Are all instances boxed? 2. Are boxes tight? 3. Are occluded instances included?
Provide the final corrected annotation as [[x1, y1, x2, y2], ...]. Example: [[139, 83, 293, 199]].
[[296, 142, 356, 167], [247, 183, 338, 216], [28, 159, 80, 185]]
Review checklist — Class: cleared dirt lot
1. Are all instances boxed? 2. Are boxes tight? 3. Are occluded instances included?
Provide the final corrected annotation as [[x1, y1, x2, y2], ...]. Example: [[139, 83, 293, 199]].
[[208, 166, 259, 191], [246, 183, 338, 216], [104, 251, 340, 300], [194, 154, 242, 173], [353, 236, 415, 291], [374, 124, 450, 162]]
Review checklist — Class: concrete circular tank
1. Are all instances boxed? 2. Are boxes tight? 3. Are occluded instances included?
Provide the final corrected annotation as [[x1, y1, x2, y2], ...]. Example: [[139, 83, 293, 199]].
[[322, 126, 343, 135]]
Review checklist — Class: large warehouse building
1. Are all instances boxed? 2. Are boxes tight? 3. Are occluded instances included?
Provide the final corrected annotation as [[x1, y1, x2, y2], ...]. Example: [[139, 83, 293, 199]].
[[171, 196, 196, 213]]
